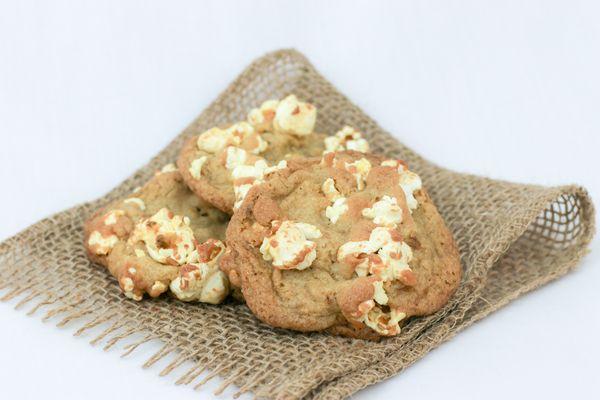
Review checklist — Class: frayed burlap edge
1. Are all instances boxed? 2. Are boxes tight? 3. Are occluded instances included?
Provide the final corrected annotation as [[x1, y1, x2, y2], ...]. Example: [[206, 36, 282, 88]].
[[0, 49, 595, 400]]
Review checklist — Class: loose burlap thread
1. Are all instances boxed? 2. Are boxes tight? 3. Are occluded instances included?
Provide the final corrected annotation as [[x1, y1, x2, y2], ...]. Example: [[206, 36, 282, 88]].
[[0, 49, 595, 400]]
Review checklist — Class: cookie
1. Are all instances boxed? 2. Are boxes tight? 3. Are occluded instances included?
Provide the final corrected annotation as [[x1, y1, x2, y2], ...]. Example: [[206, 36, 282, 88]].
[[223, 151, 461, 339], [177, 95, 370, 214], [84, 166, 231, 304]]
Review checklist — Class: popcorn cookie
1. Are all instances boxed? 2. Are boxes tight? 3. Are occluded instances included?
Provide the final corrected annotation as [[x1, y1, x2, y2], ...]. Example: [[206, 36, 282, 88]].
[[84, 168, 231, 304], [223, 152, 461, 339], [177, 95, 370, 214]]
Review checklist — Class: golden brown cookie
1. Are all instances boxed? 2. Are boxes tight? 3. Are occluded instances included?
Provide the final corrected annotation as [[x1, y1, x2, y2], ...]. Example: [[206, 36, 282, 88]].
[[224, 151, 461, 339], [84, 167, 231, 304], [177, 95, 370, 214]]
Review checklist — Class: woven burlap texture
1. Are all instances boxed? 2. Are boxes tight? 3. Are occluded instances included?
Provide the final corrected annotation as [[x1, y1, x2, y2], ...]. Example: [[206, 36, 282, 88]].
[[0, 49, 595, 400]]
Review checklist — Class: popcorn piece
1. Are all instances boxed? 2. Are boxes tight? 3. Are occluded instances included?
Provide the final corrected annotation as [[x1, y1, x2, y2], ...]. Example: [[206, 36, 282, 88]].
[[260, 221, 322, 270], [197, 127, 233, 153], [88, 231, 119, 255], [362, 196, 403, 227], [247, 99, 279, 132], [134, 248, 145, 258], [372, 280, 389, 305], [197, 122, 267, 155], [128, 208, 198, 265], [273, 95, 317, 136], [104, 210, 125, 226], [231, 158, 269, 209], [344, 158, 372, 190], [324, 126, 370, 153], [263, 160, 287, 176], [338, 227, 414, 283], [119, 274, 143, 301], [225, 146, 249, 170], [189, 156, 207, 179], [380, 159, 422, 211], [321, 178, 343, 202], [325, 197, 348, 224], [233, 183, 254, 210], [149, 281, 168, 297], [158, 163, 177, 174], [169, 239, 229, 304], [352, 297, 406, 336], [124, 197, 146, 210], [230, 158, 287, 210]]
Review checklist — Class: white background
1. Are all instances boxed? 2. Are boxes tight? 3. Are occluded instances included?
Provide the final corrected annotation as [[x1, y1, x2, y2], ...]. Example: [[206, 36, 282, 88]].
[[1, 1, 598, 399]]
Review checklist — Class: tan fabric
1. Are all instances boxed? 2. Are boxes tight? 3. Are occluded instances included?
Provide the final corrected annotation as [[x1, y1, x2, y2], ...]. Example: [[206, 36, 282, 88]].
[[0, 49, 595, 400]]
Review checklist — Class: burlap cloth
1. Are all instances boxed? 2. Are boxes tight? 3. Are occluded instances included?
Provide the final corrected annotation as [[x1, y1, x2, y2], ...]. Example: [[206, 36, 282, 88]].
[[0, 49, 595, 399]]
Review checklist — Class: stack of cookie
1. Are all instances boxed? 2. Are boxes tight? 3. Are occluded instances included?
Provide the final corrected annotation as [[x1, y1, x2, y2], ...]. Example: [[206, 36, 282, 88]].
[[84, 95, 461, 340]]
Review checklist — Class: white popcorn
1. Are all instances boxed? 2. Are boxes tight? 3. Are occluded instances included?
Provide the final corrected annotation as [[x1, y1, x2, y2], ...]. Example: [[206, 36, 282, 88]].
[[273, 95, 317, 136], [196, 127, 232, 153], [189, 156, 207, 179], [150, 281, 168, 296], [362, 196, 403, 227], [398, 171, 422, 211], [159, 163, 177, 174], [321, 178, 343, 202], [124, 197, 146, 210], [372, 280, 389, 305], [225, 146, 249, 170], [231, 159, 286, 210], [325, 197, 348, 224], [247, 99, 279, 132], [128, 208, 198, 265], [88, 231, 119, 255], [353, 297, 406, 336], [263, 160, 287, 176], [380, 159, 422, 211], [169, 239, 229, 304], [260, 221, 322, 270], [338, 227, 413, 282], [324, 126, 370, 153], [197, 122, 267, 155], [231, 159, 269, 209], [103, 210, 124, 226], [233, 183, 254, 210], [344, 158, 372, 190]]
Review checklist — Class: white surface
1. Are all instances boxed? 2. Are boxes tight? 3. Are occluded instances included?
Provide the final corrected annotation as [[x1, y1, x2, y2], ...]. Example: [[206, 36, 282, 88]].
[[1, 1, 598, 399]]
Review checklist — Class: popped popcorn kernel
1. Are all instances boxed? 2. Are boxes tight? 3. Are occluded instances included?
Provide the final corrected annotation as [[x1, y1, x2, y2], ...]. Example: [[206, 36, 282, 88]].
[[197, 122, 267, 155], [189, 156, 207, 179], [104, 210, 125, 226], [260, 220, 322, 270], [128, 208, 198, 265], [344, 158, 372, 190], [247, 99, 279, 132], [124, 197, 146, 210], [380, 159, 422, 211], [325, 197, 349, 224], [169, 239, 229, 304], [273, 95, 317, 136], [362, 196, 403, 227], [324, 126, 370, 153], [88, 231, 119, 255], [321, 178, 343, 202], [158, 163, 177, 174], [338, 227, 413, 282]]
